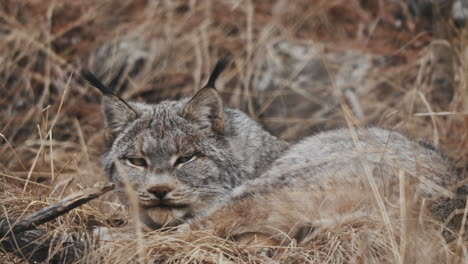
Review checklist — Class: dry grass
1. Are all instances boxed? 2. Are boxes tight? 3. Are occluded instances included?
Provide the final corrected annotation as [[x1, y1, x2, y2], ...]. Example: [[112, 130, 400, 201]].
[[0, 0, 467, 263]]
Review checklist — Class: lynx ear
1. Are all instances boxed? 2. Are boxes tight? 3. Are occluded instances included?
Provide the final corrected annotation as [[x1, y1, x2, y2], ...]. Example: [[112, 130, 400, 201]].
[[81, 69, 137, 140], [101, 95, 137, 136], [181, 58, 229, 134], [182, 87, 224, 133]]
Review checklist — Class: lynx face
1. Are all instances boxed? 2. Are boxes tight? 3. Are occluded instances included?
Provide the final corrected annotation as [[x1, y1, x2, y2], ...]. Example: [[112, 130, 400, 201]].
[[83, 59, 245, 228], [104, 98, 234, 228]]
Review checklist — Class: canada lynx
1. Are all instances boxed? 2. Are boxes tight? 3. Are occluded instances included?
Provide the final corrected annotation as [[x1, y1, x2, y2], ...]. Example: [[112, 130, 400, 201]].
[[82, 58, 465, 240]]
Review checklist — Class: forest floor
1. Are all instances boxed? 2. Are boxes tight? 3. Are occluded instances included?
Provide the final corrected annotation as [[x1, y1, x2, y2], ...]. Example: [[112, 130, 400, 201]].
[[0, 0, 467, 263]]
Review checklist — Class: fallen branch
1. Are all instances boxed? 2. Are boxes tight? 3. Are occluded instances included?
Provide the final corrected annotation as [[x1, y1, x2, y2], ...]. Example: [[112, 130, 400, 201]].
[[0, 182, 114, 263]]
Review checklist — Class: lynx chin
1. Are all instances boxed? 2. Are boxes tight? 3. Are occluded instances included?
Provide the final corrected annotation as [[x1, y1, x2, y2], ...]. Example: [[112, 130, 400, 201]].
[[82, 58, 466, 241]]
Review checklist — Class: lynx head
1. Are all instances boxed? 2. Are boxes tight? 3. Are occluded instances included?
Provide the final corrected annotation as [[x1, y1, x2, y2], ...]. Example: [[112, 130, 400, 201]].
[[81, 59, 244, 228]]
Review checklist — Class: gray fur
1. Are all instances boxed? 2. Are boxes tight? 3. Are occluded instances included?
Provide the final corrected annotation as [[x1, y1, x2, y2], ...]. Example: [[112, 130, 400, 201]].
[[233, 127, 460, 195], [203, 127, 465, 238], [89, 69, 463, 233], [101, 95, 288, 227]]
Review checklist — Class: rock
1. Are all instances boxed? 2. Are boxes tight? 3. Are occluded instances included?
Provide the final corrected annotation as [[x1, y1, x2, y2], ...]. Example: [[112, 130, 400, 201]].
[[453, 0, 468, 26], [253, 40, 388, 140]]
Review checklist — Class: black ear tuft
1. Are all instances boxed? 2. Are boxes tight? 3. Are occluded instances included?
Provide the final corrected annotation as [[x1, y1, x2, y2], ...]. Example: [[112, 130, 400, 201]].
[[81, 63, 127, 94], [81, 66, 135, 111], [181, 58, 229, 134], [80, 70, 113, 95], [80, 67, 137, 141], [203, 57, 230, 89]]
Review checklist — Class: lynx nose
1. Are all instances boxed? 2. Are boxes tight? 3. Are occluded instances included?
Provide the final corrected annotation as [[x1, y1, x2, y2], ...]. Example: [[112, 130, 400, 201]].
[[147, 186, 173, 199]]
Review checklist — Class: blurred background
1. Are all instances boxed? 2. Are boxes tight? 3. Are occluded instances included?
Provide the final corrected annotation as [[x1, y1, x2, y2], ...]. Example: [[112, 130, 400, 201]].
[[0, 0, 467, 223]]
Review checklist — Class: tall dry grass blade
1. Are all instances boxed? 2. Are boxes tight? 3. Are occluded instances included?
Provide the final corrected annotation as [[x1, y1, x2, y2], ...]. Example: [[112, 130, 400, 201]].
[[0, 133, 27, 172], [414, 112, 468, 116], [22, 74, 71, 193], [341, 104, 401, 264], [114, 161, 146, 264], [455, 197, 468, 259], [399, 170, 407, 263], [0, 172, 51, 189], [244, 1, 255, 117], [46, 74, 72, 138], [73, 119, 91, 173], [418, 91, 440, 146], [22, 132, 44, 193], [49, 129, 55, 183]]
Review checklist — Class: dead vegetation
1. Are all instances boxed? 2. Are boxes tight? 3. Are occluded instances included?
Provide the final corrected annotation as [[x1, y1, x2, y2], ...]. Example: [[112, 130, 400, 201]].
[[0, 0, 467, 263]]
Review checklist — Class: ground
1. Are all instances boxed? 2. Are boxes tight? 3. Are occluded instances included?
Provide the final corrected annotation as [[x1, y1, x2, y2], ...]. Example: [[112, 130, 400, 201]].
[[0, 0, 467, 263]]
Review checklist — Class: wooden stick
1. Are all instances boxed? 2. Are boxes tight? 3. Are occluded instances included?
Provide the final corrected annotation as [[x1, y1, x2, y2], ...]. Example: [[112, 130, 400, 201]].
[[0, 182, 114, 263]]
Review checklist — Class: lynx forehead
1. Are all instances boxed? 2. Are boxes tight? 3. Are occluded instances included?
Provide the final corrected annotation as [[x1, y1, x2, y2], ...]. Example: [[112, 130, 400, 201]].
[[81, 59, 288, 228]]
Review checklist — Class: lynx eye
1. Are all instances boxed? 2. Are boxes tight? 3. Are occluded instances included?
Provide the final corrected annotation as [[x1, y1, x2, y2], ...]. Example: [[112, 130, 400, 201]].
[[175, 153, 196, 167], [125, 157, 148, 168]]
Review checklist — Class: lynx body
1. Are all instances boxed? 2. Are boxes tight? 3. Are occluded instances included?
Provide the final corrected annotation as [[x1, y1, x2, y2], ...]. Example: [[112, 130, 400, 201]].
[[82, 60, 464, 237], [192, 128, 465, 243]]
